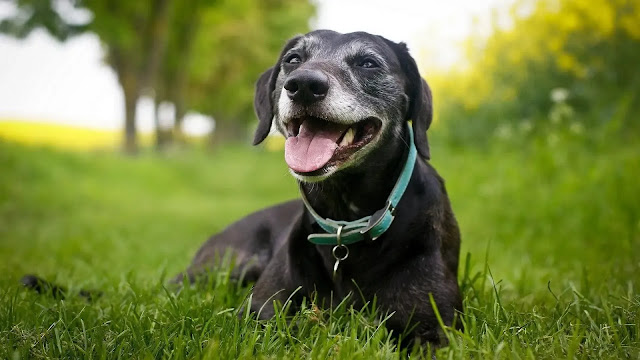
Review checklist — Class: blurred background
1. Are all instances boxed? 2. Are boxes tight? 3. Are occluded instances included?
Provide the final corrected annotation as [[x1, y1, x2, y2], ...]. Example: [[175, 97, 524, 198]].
[[0, 0, 638, 295], [1, 0, 638, 151], [0, 0, 518, 151]]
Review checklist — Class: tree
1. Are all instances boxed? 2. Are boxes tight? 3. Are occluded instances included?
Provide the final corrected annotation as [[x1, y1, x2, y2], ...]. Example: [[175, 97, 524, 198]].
[[1, 0, 175, 153], [185, 0, 314, 143], [81, 0, 174, 152], [154, 0, 212, 147], [1, 0, 315, 149], [154, 0, 314, 145]]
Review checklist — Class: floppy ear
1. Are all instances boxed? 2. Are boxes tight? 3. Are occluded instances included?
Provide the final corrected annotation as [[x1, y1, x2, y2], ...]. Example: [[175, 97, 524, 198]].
[[409, 77, 433, 160], [253, 67, 275, 145], [252, 36, 302, 145], [389, 41, 433, 159]]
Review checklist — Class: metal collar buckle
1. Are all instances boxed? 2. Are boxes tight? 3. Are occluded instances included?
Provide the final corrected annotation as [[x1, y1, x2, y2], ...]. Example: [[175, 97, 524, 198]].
[[332, 225, 349, 279], [359, 201, 396, 241]]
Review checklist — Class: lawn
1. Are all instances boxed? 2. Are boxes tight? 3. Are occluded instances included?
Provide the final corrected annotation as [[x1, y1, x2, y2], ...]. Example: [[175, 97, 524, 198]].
[[0, 128, 638, 359]]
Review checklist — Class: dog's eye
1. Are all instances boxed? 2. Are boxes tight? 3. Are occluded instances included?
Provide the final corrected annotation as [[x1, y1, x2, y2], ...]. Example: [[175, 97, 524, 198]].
[[356, 58, 379, 69], [285, 54, 302, 65]]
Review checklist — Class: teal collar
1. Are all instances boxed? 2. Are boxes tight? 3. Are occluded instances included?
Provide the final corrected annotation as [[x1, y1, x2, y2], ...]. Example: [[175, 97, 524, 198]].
[[300, 124, 417, 246]]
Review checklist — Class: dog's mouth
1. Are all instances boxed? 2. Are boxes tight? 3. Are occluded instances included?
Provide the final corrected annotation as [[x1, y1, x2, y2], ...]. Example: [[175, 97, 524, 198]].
[[283, 116, 381, 175]]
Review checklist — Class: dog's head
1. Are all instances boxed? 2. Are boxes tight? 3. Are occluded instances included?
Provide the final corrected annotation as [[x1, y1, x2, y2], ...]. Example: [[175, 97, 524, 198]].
[[253, 30, 432, 182]]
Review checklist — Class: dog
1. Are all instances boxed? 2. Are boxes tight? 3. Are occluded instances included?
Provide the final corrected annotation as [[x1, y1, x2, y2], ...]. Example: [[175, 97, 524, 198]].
[[173, 30, 463, 345]]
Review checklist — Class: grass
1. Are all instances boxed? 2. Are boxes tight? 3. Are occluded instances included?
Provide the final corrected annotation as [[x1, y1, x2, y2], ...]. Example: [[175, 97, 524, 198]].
[[0, 126, 639, 358]]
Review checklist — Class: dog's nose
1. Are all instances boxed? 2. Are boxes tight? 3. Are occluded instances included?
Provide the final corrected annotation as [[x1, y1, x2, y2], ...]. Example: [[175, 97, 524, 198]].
[[283, 70, 329, 105]]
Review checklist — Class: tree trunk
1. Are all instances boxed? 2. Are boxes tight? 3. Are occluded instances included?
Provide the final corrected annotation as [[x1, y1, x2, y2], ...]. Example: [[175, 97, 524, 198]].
[[174, 96, 186, 143], [123, 84, 138, 154], [141, 0, 173, 92], [153, 97, 166, 150], [145, 0, 174, 151], [172, 67, 190, 143], [112, 48, 140, 154], [210, 118, 247, 146], [171, 2, 200, 142]]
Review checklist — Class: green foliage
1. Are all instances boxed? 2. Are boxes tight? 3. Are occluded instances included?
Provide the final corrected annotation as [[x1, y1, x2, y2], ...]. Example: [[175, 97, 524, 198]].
[[151, 0, 314, 143], [433, 0, 640, 146], [185, 0, 315, 128], [87, 1, 166, 76], [1, 126, 639, 357], [0, 0, 88, 40]]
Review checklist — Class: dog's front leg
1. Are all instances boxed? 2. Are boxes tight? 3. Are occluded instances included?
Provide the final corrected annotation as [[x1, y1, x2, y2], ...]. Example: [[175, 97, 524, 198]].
[[248, 210, 332, 319], [249, 244, 303, 319]]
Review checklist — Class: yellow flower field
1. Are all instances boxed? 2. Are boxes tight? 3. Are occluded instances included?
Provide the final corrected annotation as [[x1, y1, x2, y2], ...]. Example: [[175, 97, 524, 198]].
[[0, 120, 152, 150]]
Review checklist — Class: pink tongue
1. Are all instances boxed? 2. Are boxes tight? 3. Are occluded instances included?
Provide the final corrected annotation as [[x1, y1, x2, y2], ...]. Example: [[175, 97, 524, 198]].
[[285, 119, 347, 173]]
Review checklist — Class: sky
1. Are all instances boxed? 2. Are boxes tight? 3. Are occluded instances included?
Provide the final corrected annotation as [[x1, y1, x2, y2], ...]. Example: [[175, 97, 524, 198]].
[[0, 0, 509, 134]]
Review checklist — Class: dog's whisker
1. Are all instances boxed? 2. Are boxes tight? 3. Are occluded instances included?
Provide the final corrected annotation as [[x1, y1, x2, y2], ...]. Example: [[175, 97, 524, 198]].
[[391, 125, 411, 150]]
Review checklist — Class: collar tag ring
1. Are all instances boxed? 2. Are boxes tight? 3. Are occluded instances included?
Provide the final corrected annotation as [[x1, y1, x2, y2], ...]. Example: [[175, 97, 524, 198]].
[[332, 226, 349, 278]]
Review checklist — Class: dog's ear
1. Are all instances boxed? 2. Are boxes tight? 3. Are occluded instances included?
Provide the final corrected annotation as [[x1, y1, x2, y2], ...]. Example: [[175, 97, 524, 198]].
[[409, 77, 433, 160], [388, 41, 433, 159], [253, 68, 275, 145], [253, 36, 302, 145]]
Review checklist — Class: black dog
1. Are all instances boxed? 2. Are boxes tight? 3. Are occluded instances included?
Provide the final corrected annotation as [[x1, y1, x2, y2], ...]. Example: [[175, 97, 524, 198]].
[[174, 30, 462, 345]]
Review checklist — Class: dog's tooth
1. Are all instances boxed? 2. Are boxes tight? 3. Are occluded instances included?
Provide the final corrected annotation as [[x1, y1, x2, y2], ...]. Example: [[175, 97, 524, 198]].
[[340, 128, 355, 147]]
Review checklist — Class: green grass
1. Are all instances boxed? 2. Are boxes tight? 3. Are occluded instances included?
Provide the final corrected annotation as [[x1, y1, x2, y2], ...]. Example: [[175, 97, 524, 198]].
[[1, 132, 639, 359]]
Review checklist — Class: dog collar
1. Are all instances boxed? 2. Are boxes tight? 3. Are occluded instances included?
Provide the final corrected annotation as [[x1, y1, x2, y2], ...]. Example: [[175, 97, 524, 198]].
[[300, 123, 417, 246]]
